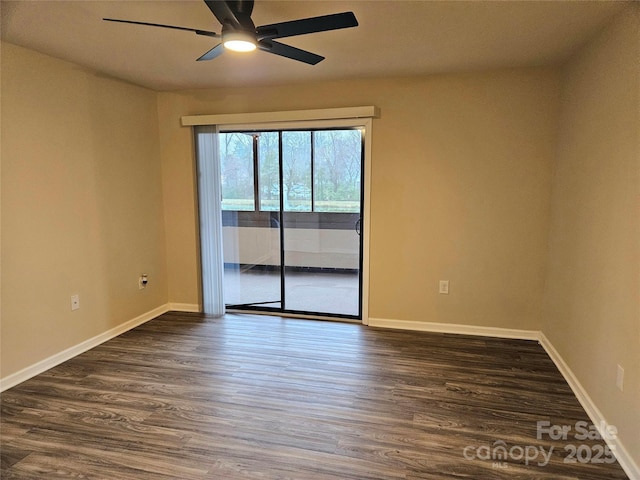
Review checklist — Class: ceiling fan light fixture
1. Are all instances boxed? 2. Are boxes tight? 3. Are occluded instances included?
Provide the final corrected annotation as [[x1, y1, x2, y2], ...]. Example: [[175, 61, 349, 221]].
[[223, 31, 257, 52]]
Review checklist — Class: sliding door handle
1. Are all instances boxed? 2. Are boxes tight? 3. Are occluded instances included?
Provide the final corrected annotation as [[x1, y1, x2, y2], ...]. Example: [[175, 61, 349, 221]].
[[355, 218, 361, 236]]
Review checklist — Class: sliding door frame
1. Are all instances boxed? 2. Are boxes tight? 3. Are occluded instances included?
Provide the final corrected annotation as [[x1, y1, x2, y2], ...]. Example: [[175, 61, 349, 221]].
[[216, 117, 372, 324]]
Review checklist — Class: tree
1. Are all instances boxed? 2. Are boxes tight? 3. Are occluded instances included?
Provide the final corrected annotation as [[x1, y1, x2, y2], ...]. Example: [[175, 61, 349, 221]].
[[219, 132, 254, 210], [282, 131, 311, 211]]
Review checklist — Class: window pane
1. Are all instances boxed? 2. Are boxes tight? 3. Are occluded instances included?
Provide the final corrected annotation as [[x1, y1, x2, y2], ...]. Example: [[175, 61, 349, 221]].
[[258, 132, 280, 211], [219, 133, 255, 211], [282, 131, 311, 212], [313, 129, 362, 213]]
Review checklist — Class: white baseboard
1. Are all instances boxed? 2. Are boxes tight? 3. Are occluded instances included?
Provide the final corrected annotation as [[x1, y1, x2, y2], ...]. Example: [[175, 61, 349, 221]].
[[367, 317, 540, 340], [367, 317, 639, 480], [538, 333, 640, 480], [168, 303, 201, 313], [0, 303, 170, 392]]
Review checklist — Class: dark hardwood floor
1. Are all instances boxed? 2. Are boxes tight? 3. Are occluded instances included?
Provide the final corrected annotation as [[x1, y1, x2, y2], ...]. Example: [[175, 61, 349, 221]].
[[0, 312, 630, 479]]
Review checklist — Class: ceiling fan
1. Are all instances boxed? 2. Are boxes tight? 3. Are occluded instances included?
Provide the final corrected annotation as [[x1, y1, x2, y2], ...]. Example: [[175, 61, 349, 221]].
[[104, 0, 358, 65]]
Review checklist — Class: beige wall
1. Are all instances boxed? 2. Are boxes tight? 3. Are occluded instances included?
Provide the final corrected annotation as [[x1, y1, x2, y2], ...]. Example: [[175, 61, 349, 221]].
[[1, 43, 168, 378], [542, 6, 640, 465], [157, 93, 201, 307], [158, 68, 560, 329]]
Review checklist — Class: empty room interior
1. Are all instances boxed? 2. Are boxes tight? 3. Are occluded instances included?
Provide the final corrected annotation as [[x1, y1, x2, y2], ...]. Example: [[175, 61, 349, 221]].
[[1, 0, 639, 478]]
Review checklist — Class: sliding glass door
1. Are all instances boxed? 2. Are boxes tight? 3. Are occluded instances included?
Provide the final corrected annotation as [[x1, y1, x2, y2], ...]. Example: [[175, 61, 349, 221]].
[[219, 127, 364, 319], [220, 132, 282, 310]]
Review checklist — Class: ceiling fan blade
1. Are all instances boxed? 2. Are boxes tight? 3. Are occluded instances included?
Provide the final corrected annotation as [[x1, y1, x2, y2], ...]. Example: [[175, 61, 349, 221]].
[[203, 0, 255, 31], [256, 12, 357, 40], [103, 18, 219, 38], [258, 40, 324, 65], [197, 43, 225, 61]]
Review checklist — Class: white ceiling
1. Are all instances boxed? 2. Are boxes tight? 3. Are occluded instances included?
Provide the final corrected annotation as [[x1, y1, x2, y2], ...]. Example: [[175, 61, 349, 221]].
[[1, 0, 630, 91]]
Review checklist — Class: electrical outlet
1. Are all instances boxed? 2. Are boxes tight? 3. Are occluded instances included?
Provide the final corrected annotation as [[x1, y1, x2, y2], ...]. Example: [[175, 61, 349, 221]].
[[439, 280, 449, 295], [70, 294, 80, 311], [616, 365, 624, 391], [139, 274, 148, 290]]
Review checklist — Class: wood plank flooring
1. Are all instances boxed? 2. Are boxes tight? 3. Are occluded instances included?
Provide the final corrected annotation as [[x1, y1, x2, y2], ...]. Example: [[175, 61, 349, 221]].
[[0, 312, 630, 479]]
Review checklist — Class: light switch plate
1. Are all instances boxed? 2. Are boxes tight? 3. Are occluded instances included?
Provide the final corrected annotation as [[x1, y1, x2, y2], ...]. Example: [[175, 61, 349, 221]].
[[71, 294, 80, 311], [616, 365, 624, 391]]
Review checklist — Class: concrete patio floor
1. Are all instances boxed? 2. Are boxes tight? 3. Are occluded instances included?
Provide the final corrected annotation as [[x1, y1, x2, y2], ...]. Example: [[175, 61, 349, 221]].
[[224, 267, 360, 317]]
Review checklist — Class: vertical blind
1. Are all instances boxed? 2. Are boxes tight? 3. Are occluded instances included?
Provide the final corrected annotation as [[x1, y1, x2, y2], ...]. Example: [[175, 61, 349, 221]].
[[194, 125, 225, 316]]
